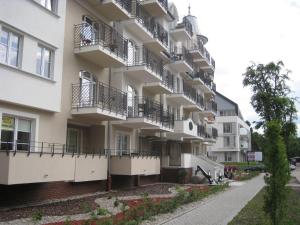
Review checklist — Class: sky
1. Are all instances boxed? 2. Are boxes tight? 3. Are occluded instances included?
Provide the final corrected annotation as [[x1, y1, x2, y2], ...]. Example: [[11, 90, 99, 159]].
[[172, 0, 300, 136]]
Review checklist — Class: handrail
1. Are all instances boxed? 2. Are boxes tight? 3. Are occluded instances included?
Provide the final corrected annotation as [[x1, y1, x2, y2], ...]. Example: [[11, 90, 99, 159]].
[[74, 20, 128, 61], [110, 149, 160, 157], [170, 46, 194, 68], [127, 45, 164, 78], [72, 81, 128, 116]]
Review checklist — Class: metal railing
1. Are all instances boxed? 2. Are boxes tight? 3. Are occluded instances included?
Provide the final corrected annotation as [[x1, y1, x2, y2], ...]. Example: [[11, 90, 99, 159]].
[[109, 0, 132, 14], [175, 17, 193, 37], [197, 125, 205, 138], [127, 45, 164, 78], [127, 96, 162, 124], [182, 80, 197, 103], [0, 140, 107, 157], [72, 82, 128, 116], [74, 20, 128, 61], [110, 149, 160, 157], [158, 0, 168, 11], [135, 2, 168, 47], [161, 109, 175, 129], [205, 101, 218, 114], [170, 46, 194, 68], [162, 69, 174, 91]]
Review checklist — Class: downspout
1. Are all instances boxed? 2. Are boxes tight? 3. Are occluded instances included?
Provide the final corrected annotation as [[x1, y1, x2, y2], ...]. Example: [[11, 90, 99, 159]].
[[107, 67, 112, 191]]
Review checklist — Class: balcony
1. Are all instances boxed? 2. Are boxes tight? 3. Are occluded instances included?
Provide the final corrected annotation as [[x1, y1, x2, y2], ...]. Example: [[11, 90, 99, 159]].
[[122, 1, 168, 53], [204, 127, 218, 144], [197, 125, 206, 139], [203, 101, 218, 117], [140, 0, 168, 17], [71, 82, 127, 120], [194, 47, 215, 72], [166, 118, 200, 141], [143, 69, 174, 94], [125, 46, 163, 83], [74, 21, 128, 67], [110, 149, 160, 175], [170, 17, 193, 41], [0, 142, 107, 185], [86, 0, 132, 21], [240, 127, 249, 136], [169, 47, 194, 73], [114, 97, 174, 132]]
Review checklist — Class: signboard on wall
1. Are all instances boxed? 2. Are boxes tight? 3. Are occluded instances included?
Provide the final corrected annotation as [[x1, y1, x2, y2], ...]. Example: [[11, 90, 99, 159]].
[[247, 152, 263, 162]]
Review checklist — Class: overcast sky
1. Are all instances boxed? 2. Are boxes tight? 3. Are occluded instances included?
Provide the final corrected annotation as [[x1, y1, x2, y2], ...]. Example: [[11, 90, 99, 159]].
[[172, 0, 300, 136]]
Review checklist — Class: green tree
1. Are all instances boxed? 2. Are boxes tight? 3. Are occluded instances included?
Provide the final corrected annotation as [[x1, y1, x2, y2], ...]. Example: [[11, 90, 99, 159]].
[[264, 121, 290, 225], [243, 61, 297, 151]]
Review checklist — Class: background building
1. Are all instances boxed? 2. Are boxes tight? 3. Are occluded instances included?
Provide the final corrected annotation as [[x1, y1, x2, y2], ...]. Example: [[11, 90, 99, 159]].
[[207, 92, 251, 162]]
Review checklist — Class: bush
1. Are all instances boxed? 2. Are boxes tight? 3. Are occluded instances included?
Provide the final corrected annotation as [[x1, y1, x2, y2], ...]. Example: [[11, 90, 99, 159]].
[[31, 211, 43, 222], [97, 207, 109, 216]]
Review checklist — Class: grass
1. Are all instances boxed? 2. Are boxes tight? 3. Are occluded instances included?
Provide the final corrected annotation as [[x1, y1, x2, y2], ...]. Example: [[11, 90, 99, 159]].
[[228, 187, 300, 225]]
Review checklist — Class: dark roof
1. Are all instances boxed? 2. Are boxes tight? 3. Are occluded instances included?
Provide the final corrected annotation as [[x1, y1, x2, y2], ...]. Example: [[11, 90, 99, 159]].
[[215, 91, 239, 116]]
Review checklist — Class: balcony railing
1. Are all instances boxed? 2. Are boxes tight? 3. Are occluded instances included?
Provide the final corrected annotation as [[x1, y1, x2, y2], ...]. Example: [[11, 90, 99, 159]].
[[109, 0, 132, 14], [128, 45, 164, 78], [135, 1, 168, 47], [205, 101, 218, 114], [0, 140, 107, 156], [197, 125, 205, 138], [175, 17, 193, 37], [110, 149, 160, 157], [162, 70, 174, 91], [170, 46, 194, 68], [182, 80, 203, 108], [158, 0, 168, 10], [127, 96, 162, 123], [72, 82, 128, 116], [74, 20, 128, 61], [127, 96, 174, 128]]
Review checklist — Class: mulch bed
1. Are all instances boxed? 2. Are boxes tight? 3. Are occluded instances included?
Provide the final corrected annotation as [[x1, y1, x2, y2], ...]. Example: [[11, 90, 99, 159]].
[[0, 183, 174, 222]]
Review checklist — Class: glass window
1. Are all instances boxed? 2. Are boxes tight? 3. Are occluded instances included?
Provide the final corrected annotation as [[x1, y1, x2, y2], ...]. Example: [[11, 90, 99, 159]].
[[224, 136, 230, 147], [1, 115, 32, 151], [116, 133, 130, 154], [38, 0, 57, 12], [0, 29, 20, 67], [36, 45, 53, 78], [223, 123, 232, 133]]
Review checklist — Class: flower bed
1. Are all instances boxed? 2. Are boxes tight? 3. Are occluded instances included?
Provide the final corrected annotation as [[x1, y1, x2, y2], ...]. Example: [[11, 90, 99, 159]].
[[44, 184, 228, 225]]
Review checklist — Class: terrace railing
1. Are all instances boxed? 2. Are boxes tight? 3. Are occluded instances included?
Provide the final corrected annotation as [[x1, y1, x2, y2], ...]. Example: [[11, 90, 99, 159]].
[[205, 101, 218, 114], [74, 20, 128, 61], [170, 46, 194, 68], [72, 82, 128, 116], [175, 17, 193, 37], [162, 69, 174, 91], [197, 125, 205, 138], [110, 148, 160, 157], [127, 45, 164, 78]]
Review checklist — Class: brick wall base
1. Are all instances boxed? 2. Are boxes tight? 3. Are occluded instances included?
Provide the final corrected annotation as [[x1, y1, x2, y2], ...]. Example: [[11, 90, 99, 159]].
[[111, 175, 161, 189], [161, 168, 192, 183], [0, 180, 106, 207]]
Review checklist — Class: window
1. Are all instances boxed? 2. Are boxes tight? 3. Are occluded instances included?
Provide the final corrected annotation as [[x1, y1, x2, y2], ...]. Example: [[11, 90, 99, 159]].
[[36, 45, 53, 78], [225, 152, 232, 162], [223, 123, 233, 133], [1, 115, 32, 151], [38, 0, 57, 13], [224, 136, 230, 147], [0, 28, 21, 67], [116, 133, 130, 154]]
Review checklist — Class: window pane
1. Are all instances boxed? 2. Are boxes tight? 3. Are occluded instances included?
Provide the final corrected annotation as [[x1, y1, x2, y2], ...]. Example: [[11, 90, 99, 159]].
[[1, 116, 15, 131], [0, 30, 9, 63], [17, 131, 30, 151], [43, 48, 51, 77], [18, 119, 31, 132], [1, 130, 14, 150], [36, 46, 42, 74], [9, 47, 18, 66]]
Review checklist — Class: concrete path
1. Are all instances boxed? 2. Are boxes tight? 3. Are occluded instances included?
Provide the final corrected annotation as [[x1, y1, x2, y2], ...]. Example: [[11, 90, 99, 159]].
[[292, 166, 300, 182], [144, 174, 265, 225]]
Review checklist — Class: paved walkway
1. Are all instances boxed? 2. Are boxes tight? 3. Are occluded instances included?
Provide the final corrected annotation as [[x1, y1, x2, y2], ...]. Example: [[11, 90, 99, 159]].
[[144, 174, 265, 225], [292, 166, 300, 182]]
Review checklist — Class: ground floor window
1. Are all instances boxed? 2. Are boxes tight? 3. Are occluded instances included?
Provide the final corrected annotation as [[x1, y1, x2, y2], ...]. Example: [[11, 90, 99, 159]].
[[225, 152, 232, 162], [1, 115, 32, 151], [116, 133, 130, 154], [66, 127, 81, 153]]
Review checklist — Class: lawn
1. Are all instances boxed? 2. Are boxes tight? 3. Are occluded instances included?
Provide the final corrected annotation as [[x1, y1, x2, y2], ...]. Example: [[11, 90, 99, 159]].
[[228, 187, 300, 225]]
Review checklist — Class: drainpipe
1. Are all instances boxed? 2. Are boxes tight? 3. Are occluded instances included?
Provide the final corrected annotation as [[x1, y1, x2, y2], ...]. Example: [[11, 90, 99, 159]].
[[106, 67, 112, 191]]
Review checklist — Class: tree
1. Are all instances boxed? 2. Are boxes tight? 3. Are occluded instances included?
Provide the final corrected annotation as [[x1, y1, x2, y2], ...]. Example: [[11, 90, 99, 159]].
[[264, 121, 290, 225], [243, 61, 297, 145]]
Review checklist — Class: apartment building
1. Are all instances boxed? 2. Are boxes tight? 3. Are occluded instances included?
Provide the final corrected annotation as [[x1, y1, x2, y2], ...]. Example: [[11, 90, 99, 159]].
[[0, 0, 223, 204], [207, 92, 251, 162]]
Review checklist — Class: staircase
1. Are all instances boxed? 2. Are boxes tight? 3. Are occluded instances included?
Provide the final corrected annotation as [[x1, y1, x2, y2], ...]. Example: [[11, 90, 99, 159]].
[[191, 154, 224, 180]]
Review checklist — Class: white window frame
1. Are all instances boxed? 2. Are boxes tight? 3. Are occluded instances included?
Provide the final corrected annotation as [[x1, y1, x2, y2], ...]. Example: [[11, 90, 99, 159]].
[[36, 44, 54, 78], [38, 0, 58, 13], [223, 123, 233, 134], [0, 27, 22, 67], [0, 108, 39, 151], [115, 131, 131, 155]]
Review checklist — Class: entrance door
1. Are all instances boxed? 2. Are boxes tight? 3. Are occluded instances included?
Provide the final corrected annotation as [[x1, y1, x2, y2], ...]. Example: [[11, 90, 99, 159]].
[[66, 128, 81, 153]]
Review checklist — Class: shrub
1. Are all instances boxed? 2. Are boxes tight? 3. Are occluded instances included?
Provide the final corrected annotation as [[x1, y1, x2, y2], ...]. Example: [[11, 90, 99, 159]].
[[114, 198, 120, 207], [32, 211, 43, 222], [97, 207, 109, 216]]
